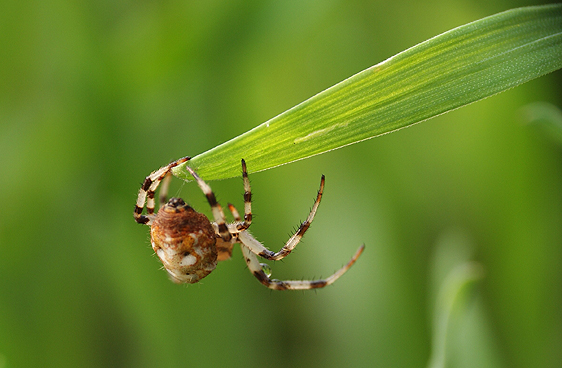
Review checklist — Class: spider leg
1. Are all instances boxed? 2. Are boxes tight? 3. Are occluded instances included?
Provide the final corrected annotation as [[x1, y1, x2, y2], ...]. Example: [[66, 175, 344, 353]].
[[216, 238, 234, 261], [237, 175, 325, 261], [134, 156, 190, 225], [239, 159, 252, 231], [225, 159, 252, 232], [212, 203, 241, 261], [185, 165, 232, 242], [227, 203, 242, 222], [241, 243, 365, 290], [158, 172, 172, 209]]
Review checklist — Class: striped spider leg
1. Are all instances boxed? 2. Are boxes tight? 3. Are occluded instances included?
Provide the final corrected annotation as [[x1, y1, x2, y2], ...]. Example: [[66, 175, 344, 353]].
[[225, 201, 364, 290], [134, 156, 191, 226], [185, 160, 364, 290], [134, 157, 364, 289]]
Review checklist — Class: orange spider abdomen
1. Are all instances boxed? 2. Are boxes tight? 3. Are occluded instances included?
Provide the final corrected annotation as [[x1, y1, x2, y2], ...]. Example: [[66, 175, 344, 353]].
[[150, 198, 218, 284]]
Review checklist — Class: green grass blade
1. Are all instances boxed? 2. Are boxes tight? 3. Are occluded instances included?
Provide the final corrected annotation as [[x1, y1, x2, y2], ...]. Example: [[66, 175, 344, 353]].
[[175, 4, 562, 181]]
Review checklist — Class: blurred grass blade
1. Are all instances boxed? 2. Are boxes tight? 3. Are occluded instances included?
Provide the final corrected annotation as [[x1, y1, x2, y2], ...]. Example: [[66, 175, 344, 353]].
[[175, 4, 562, 181], [520, 102, 562, 146], [427, 261, 486, 368], [427, 230, 495, 368]]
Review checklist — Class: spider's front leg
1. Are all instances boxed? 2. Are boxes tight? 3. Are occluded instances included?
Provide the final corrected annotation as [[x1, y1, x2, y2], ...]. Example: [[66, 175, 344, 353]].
[[239, 175, 326, 261], [134, 156, 190, 225], [241, 243, 365, 290], [222, 159, 254, 232], [184, 164, 233, 242], [238, 159, 253, 231]]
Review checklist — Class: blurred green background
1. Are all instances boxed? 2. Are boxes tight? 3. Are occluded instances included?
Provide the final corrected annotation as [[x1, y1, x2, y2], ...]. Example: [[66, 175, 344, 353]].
[[1, 1, 561, 367]]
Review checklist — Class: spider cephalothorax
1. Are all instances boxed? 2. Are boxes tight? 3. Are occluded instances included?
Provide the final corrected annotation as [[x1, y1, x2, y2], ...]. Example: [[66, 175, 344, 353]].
[[134, 157, 364, 290]]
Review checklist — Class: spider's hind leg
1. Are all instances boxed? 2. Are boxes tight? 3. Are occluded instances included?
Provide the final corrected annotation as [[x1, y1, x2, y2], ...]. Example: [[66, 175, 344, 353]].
[[238, 175, 325, 261], [241, 244, 365, 290]]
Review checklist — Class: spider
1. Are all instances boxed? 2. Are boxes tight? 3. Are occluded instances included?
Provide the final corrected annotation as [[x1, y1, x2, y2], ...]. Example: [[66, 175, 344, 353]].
[[134, 157, 364, 290]]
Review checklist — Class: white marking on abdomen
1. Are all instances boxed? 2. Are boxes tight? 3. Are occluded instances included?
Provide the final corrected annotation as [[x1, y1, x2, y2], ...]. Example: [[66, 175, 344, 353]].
[[180, 254, 197, 267]]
